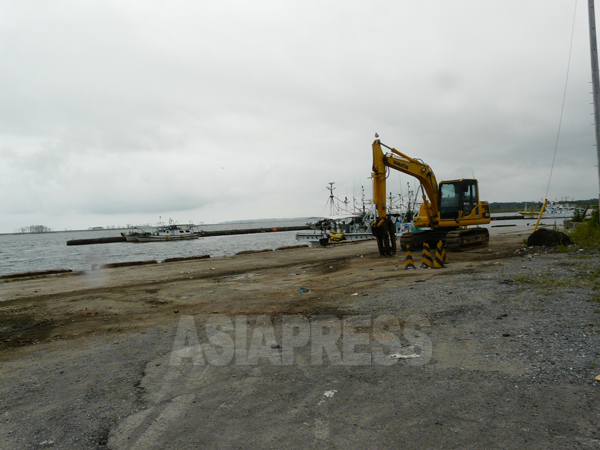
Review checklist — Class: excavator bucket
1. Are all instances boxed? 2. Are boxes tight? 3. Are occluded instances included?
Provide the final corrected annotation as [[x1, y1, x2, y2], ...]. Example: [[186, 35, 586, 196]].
[[372, 217, 396, 256]]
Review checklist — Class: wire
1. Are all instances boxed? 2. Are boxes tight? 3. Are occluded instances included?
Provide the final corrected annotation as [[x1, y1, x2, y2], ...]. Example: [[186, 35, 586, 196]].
[[545, 0, 578, 200]]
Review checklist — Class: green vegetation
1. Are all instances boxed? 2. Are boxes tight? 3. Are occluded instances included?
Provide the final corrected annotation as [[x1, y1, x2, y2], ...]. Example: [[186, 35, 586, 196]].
[[490, 202, 541, 213], [568, 209, 600, 249], [572, 207, 585, 223]]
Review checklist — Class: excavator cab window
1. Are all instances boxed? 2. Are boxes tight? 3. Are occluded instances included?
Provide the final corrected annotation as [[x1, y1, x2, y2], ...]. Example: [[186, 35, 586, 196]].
[[461, 181, 478, 216], [439, 183, 460, 219], [439, 180, 478, 219]]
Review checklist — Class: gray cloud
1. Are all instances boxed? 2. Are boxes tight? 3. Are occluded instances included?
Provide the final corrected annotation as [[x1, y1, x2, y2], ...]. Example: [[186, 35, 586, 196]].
[[0, 1, 598, 231]]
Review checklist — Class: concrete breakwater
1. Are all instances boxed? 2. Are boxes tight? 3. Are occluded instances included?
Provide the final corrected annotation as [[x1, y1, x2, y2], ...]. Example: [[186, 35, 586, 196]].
[[66, 225, 311, 246], [66, 236, 127, 246], [201, 225, 309, 236]]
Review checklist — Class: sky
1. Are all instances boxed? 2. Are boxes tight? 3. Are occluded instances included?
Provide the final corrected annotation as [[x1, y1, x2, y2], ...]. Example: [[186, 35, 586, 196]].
[[1, 0, 599, 232]]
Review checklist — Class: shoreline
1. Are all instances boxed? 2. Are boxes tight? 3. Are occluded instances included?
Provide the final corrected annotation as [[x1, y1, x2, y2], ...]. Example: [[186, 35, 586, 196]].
[[0, 222, 562, 278]]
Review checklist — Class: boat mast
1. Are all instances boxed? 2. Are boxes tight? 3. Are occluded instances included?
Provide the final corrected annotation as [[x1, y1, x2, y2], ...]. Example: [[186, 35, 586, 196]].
[[588, 0, 600, 219], [327, 182, 337, 216], [361, 186, 366, 214]]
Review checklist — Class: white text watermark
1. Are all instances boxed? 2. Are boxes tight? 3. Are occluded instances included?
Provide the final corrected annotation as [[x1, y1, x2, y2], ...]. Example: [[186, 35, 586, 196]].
[[169, 314, 432, 366]]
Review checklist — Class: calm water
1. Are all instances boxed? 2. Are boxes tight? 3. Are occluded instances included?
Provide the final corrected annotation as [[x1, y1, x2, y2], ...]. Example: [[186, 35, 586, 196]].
[[0, 219, 309, 276], [0, 215, 567, 276]]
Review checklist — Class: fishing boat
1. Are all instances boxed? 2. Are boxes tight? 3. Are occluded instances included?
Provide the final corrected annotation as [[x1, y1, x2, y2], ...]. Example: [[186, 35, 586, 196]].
[[297, 181, 416, 246], [296, 212, 413, 247], [122, 223, 201, 242], [297, 215, 372, 246], [518, 202, 576, 219]]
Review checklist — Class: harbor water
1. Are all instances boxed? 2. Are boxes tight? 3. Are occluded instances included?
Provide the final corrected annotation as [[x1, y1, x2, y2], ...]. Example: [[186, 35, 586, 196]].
[[0, 215, 567, 276], [0, 219, 309, 276]]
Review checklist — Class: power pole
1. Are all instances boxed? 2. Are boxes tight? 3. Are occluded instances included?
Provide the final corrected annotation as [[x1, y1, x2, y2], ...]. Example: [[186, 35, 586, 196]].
[[588, 0, 600, 220]]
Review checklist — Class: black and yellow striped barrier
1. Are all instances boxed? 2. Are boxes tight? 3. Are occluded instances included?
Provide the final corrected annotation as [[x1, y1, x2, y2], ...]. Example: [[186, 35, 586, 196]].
[[405, 244, 416, 270], [434, 240, 445, 269], [421, 242, 433, 268]]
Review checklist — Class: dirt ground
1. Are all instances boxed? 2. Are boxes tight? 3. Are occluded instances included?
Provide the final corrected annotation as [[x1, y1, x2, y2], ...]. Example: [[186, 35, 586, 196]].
[[0, 231, 524, 350], [1, 226, 599, 449]]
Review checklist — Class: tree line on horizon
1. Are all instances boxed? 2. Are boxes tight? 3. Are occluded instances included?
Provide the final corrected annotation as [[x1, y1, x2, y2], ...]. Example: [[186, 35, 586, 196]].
[[18, 225, 53, 233], [490, 199, 597, 213]]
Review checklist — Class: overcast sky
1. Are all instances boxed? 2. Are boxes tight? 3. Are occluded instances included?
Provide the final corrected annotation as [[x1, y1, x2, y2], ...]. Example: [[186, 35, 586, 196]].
[[1, 1, 599, 232]]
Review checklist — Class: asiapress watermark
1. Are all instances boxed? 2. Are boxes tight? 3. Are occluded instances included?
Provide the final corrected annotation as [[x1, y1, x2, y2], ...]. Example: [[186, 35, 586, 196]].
[[169, 314, 432, 367]]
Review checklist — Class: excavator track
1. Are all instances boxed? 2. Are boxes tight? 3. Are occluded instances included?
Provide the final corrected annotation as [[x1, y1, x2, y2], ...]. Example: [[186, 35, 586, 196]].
[[400, 231, 426, 251], [445, 228, 489, 251], [400, 228, 489, 252]]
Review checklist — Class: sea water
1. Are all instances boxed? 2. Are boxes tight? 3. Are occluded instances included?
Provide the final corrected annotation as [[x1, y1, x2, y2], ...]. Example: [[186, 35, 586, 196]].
[[0, 219, 309, 276]]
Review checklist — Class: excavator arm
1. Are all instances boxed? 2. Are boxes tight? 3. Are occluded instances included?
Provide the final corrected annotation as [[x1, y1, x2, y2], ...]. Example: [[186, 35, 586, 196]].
[[372, 139, 439, 228]]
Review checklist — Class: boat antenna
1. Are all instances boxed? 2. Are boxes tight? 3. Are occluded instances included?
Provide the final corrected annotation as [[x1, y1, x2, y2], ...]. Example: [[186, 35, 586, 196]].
[[352, 180, 356, 213]]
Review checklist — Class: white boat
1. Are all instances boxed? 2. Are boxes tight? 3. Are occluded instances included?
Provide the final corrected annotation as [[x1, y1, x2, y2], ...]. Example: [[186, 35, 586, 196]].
[[518, 202, 576, 219], [122, 223, 201, 242], [296, 212, 412, 247]]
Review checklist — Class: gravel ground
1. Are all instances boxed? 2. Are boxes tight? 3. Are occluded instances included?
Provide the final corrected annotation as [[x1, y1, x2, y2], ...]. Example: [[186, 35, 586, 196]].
[[1, 228, 599, 449]]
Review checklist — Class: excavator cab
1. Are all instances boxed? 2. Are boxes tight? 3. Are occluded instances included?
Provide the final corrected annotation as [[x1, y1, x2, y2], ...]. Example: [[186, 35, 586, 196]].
[[439, 179, 479, 220]]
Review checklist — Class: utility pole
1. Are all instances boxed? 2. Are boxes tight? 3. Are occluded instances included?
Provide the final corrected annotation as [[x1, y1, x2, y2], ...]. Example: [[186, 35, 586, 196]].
[[588, 0, 600, 220]]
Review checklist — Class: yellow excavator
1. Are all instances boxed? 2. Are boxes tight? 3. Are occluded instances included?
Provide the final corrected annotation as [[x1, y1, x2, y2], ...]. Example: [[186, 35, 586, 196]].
[[371, 139, 491, 256]]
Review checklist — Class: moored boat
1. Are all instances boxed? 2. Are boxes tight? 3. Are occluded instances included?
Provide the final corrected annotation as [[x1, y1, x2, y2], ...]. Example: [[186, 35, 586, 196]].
[[518, 202, 576, 219], [122, 223, 201, 242], [296, 212, 412, 247]]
